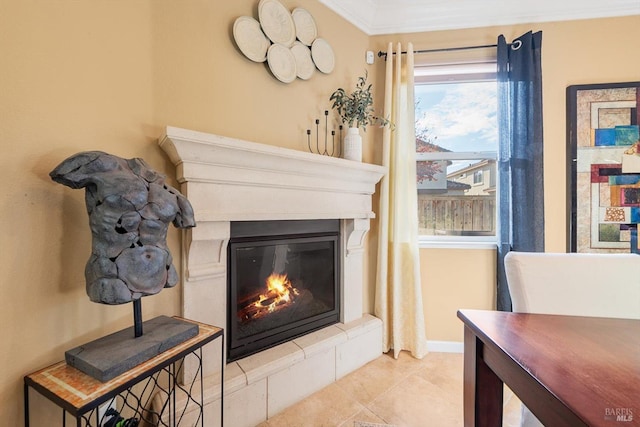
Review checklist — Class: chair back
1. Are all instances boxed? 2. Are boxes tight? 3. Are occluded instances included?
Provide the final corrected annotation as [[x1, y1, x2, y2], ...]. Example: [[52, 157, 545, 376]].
[[504, 251, 640, 319]]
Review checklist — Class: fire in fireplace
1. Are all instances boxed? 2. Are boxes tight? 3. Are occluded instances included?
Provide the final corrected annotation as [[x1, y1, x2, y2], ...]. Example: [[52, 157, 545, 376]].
[[237, 272, 299, 323], [227, 220, 340, 361]]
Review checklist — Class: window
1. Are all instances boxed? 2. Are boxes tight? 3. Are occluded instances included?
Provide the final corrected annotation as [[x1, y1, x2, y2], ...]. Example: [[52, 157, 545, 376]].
[[473, 170, 483, 185], [415, 62, 497, 247]]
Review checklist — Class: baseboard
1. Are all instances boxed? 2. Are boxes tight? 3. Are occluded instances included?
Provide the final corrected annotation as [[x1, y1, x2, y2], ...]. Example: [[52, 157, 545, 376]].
[[427, 340, 463, 353]]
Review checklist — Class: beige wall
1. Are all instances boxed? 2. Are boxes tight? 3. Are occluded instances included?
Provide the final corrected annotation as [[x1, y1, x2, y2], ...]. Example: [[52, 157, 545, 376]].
[[371, 15, 640, 342], [0, 0, 372, 422], [1, 0, 638, 421], [420, 248, 497, 341]]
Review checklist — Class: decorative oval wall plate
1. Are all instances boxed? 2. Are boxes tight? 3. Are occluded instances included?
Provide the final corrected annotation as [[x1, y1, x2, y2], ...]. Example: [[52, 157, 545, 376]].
[[291, 8, 317, 46], [258, 0, 296, 47], [291, 41, 315, 80], [311, 37, 335, 74], [267, 43, 297, 83], [236, 1, 332, 81], [233, 16, 271, 63]]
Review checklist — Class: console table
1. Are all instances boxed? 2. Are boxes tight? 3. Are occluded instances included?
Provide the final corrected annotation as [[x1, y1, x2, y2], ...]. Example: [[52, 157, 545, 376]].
[[24, 317, 223, 427]]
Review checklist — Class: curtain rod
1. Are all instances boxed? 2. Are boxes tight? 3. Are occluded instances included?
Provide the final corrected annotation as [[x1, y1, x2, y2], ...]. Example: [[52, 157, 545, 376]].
[[377, 43, 498, 59]]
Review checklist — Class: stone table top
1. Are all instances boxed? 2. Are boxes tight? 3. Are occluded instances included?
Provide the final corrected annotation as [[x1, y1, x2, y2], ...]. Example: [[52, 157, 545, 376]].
[[24, 317, 222, 413]]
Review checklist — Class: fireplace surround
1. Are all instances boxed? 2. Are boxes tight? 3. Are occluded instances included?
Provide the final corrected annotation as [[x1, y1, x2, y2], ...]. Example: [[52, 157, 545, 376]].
[[159, 126, 386, 426]]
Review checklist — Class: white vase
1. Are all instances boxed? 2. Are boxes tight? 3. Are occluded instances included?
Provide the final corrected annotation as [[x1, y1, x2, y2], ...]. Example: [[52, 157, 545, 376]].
[[343, 127, 362, 161]]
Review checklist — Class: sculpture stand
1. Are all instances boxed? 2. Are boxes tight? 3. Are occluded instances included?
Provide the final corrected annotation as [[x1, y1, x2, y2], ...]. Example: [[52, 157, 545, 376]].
[[65, 301, 199, 382], [134, 299, 143, 338]]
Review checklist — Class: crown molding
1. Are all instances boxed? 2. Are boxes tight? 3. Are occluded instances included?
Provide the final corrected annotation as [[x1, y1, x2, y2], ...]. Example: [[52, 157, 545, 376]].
[[317, 0, 378, 34], [318, 0, 640, 35]]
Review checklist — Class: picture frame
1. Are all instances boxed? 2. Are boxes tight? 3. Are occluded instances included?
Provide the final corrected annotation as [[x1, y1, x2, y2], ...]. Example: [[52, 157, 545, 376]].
[[567, 81, 640, 253]]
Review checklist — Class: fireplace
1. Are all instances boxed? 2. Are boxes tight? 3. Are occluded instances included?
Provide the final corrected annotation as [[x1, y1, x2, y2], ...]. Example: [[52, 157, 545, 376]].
[[159, 126, 386, 426], [228, 220, 340, 361]]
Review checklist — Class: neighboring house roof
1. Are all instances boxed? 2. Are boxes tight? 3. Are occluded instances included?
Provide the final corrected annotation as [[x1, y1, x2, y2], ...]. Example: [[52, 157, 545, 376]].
[[416, 139, 453, 185], [418, 179, 471, 195], [446, 159, 495, 177], [447, 159, 497, 194], [416, 138, 451, 153], [447, 180, 472, 190]]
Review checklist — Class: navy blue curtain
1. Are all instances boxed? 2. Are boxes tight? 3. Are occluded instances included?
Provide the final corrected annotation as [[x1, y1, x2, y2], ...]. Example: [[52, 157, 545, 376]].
[[496, 31, 545, 311]]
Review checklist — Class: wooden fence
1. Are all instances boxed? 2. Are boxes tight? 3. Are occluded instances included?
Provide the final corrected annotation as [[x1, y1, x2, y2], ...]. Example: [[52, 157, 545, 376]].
[[418, 195, 495, 235]]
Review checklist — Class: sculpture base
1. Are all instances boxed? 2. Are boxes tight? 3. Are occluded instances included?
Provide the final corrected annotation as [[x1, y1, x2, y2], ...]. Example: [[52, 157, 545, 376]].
[[65, 315, 199, 382]]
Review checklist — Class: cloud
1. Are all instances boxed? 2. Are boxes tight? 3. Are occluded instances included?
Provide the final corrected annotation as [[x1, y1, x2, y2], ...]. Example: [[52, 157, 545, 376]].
[[416, 82, 497, 151]]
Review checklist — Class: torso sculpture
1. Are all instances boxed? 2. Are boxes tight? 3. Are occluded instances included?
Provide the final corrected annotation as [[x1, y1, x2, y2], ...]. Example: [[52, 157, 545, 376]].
[[50, 151, 195, 304]]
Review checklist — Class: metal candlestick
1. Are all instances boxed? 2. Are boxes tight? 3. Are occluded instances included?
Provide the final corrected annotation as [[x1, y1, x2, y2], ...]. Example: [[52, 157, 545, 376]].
[[306, 112, 342, 158]]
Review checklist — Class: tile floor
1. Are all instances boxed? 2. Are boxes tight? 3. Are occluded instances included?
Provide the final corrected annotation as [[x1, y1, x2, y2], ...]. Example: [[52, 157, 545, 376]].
[[257, 351, 522, 427]]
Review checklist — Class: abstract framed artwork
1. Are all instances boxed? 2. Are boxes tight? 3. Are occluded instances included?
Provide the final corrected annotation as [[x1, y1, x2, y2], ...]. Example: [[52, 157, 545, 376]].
[[567, 81, 640, 253]]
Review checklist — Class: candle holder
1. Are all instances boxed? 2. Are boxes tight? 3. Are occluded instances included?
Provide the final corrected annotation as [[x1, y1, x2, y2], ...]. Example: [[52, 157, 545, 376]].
[[307, 111, 342, 158]]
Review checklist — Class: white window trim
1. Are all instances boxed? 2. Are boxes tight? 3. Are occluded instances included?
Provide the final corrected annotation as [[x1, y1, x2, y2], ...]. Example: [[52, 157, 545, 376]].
[[419, 235, 497, 250], [416, 151, 497, 161]]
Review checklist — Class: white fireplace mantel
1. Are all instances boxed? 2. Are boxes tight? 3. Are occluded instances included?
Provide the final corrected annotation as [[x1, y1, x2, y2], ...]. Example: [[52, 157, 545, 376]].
[[160, 126, 385, 222], [160, 125, 386, 323], [158, 126, 386, 426]]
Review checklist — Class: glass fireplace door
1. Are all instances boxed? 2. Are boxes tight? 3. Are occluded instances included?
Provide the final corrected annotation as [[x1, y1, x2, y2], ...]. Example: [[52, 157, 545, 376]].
[[227, 221, 339, 361]]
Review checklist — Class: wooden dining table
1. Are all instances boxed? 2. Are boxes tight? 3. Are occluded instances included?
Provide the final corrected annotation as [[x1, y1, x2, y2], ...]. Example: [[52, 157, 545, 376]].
[[457, 309, 640, 427]]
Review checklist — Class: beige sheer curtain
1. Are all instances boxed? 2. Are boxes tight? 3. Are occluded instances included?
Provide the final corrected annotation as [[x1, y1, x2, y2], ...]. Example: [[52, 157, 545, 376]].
[[375, 42, 427, 359]]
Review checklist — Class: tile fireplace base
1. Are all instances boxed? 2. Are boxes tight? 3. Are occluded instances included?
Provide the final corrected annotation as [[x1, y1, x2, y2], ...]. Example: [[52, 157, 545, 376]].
[[158, 315, 382, 427]]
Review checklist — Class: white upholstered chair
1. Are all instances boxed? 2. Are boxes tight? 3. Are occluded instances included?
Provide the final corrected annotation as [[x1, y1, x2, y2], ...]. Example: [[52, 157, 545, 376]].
[[504, 251, 640, 427]]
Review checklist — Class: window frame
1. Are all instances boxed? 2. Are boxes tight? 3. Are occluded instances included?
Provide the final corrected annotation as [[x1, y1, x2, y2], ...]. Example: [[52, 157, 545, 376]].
[[414, 62, 499, 249]]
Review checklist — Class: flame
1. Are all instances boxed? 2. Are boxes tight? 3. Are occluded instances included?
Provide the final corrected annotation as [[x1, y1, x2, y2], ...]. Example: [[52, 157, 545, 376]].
[[253, 273, 299, 314], [267, 274, 290, 297]]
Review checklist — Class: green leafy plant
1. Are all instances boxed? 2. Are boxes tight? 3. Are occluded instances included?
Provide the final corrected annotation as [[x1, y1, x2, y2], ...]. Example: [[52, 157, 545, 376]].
[[329, 71, 390, 130]]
